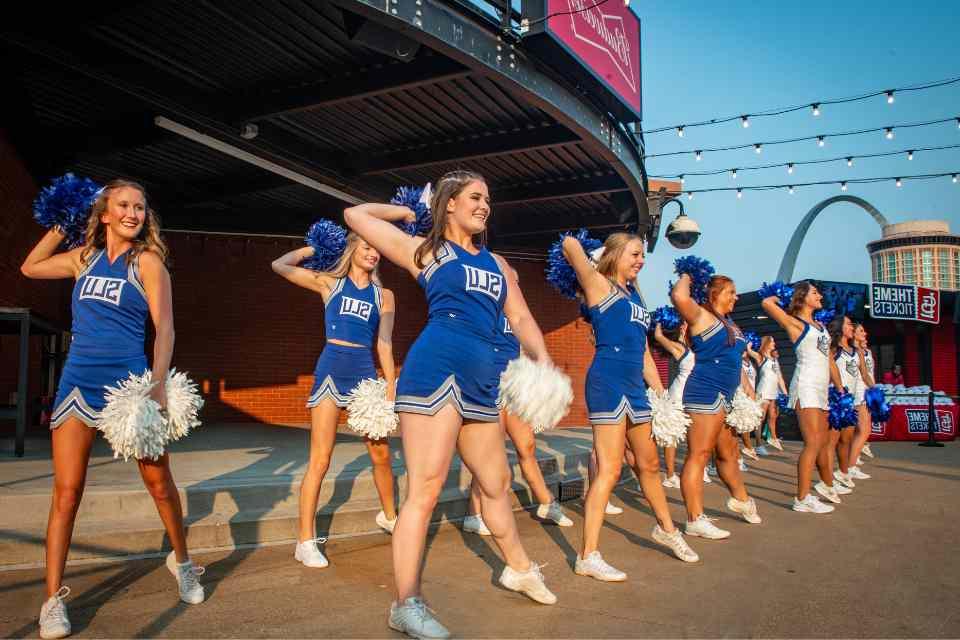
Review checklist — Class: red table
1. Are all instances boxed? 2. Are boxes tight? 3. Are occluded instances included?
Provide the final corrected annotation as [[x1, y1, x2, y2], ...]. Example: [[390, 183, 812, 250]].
[[870, 403, 958, 441]]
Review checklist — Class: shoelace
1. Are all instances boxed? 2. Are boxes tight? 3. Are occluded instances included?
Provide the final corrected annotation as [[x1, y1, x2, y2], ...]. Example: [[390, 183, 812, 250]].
[[43, 586, 70, 625], [179, 562, 205, 591], [408, 598, 439, 624]]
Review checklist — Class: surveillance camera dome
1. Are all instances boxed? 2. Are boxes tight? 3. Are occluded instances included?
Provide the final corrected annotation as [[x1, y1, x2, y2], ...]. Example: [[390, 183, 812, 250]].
[[666, 214, 701, 249]]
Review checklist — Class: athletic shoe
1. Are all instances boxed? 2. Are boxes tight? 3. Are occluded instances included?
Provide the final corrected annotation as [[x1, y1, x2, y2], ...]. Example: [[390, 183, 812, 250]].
[[856, 456, 865, 466], [39, 586, 71, 640], [388, 597, 451, 639], [605, 501, 624, 515], [376, 510, 397, 533], [741, 447, 759, 461], [652, 525, 699, 562], [814, 481, 841, 504], [792, 494, 835, 514], [684, 514, 731, 539], [834, 483, 852, 495], [766, 437, 784, 451], [574, 550, 627, 581], [462, 514, 492, 536], [499, 563, 557, 604], [849, 466, 871, 480], [536, 501, 574, 527], [863, 443, 875, 458], [166, 552, 206, 604], [662, 474, 680, 489], [738, 459, 749, 472], [834, 470, 855, 488], [756, 445, 769, 456], [727, 497, 762, 524], [294, 537, 329, 568], [702, 468, 713, 484]]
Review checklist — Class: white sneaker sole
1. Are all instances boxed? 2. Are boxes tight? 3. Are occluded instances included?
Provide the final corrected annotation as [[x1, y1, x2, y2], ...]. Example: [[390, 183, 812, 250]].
[[388, 618, 450, 640], [683, 527, 730, 540], [294, 549, 329, 569], [40, 625, 70, 640], [814, 485, 841, 504], [792, 501, 835, 514], [574, 566, 628, 582]]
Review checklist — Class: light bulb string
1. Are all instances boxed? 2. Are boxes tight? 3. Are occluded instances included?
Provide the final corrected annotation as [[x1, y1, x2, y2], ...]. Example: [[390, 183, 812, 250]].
[[678, 171, 958, 194], [641, 75, 960, 135], [649, 143, 960, 179], [643, 116, 958, 159]]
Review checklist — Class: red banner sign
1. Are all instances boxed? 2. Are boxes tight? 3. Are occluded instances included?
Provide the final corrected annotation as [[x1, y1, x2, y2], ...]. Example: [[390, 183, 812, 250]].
[[546, 0, 641, 117], [916, 286, 940, 324]]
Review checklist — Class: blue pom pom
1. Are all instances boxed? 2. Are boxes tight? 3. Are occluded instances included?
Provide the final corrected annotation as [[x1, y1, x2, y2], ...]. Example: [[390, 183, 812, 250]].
[[33, 173, 102, 249], [545, 229, 603, 299], [777, 392, 792, 412], [828, 387, 858, 429], [651, 305, 682, 331], [813, 309, 836, 325], [389, 185, 433, 236], [302, 219, 348, 272], [759, 280, 794, 308], [743, 331, 761, 351], [864, 386, 891, 423], [673, 255, 715, 304]]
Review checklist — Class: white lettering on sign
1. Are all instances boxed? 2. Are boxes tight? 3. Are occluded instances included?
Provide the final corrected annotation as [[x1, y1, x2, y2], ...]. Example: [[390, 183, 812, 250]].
[[564, 0, 636, 93]]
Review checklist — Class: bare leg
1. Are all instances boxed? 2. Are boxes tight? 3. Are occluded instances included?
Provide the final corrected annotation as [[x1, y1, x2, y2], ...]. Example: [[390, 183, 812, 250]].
[[137, 453, 190, 562], [365, 436, 397, 520], [664, 446, 677, 478], [765, 402, 780, 442], [582, 423, 627, 556], [625, 423, 677, 531], [298, 401, 339, 542], [45, 418, 96, 597], [715, 426, 750, 502], [680, 413, 724, 521], [796, 408, 827, 500], [817, 427, 839, 486], [836, 427, 853, 475], [504, 413, 554, 506], [848, 405, 872, 467]]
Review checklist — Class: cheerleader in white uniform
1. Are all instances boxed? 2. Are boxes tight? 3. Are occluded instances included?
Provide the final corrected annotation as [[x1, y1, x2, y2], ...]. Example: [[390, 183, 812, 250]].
[[756, 337, 787, 451], [846, 323, 875, 476], [826, 315, 859, 496], [762, 281, 846, 513], [739, 352, 761, 462]]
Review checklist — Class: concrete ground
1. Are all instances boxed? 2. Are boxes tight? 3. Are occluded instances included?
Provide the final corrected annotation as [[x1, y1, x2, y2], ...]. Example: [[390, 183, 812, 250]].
[[1, 440, 958, 638]]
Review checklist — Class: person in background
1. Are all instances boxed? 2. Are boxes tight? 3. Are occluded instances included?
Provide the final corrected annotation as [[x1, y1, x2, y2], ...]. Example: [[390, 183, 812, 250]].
[[882, 364, 904, 386]]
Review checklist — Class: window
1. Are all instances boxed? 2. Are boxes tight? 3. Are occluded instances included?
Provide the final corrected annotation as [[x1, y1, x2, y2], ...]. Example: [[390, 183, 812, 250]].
[[872, 255, 883, 281], [886, 253, 897, 282], [955, 250, 960, 289], [921, 249, 934, 287], [938, 249, 950, 288], [902, 250, 915, 283]]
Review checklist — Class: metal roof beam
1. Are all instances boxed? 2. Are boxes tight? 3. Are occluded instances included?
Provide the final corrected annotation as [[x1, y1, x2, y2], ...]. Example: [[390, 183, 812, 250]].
[[495, 174, 626, 205]]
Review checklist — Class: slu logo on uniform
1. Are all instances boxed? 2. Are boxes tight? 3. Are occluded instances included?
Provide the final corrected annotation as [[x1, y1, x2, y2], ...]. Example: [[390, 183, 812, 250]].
[[339, 296, 372, 321], [846, 360, 859, 375], [503, 317, 513, 334], [817, 334, 830, 357], [463, 265, 503, 300], [79, 276, 125, 306], [629, 302, 649, 327]]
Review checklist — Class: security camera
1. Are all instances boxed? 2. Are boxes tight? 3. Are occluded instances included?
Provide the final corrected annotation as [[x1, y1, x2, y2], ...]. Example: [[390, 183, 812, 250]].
[[666, 212, 701, 249]]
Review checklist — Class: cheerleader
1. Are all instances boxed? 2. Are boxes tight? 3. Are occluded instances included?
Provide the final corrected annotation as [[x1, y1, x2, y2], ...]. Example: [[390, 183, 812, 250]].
[[739, 350, 761, 461], [21, 180, 204, 639], [826, 315, 858, 497], [462, 275, 572, 535], [344, 171, 555, 639], [755, 338, 787, 451], [672, 275, 762, 540], [762, 282, 846, 513], [271, 232, 400, 568], [563, 232, 699, 580], [845, 323, 875, 477]]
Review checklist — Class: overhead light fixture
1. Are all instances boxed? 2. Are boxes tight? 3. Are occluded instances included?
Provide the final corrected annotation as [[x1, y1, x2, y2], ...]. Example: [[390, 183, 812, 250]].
[[154, 116, 361, 204], [811, 103, 821, 116], [240, 123, 259, 140], [741, 115, 750, 128]]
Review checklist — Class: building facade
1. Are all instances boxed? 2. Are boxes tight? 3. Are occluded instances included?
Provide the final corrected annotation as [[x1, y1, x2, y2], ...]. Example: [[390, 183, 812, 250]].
[[868, 220, 960, 291]]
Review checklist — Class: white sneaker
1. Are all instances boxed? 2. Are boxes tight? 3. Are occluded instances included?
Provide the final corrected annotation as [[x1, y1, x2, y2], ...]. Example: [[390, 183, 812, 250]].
[[766, 437, 784, 451], [39, 586, 71, 640], [652, 524, 699, 562], [294, 537, 329, 568], [661, 474, 680, 489], [756, 445, 769, 456], [604, 501, 624, 515], [833, 482, 852, 495], [834, 470, 855, 488], [792, 494, 835, 514], [727, 497, 762, 524], [462, 514, 492, 536], [536, 501, 574, 527], [376, 510, 398, 533], [499, 563, 557, 604], [389, 597, 451, 639], [814, 481, 841, 504], [738, 459, 749, 472], [574, 550, 627, 581], [849, 466, 871, 480], [741, 447, 759, 461], [702, 468, 713, 484], [684, 514, 731, 540], [863, 443, 875, 458], [166, 552, 206, 604], [856, 456, 865, 465]]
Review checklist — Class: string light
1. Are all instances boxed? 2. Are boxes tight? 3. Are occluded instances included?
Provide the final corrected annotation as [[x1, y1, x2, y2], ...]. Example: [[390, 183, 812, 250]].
[[886, 90, 895, 104], [811, 103, 821, 116], [741, 115, 750, 128], [736, 188, 743, 199], [817, 136, 826, 147], [847, 157, 854, 167], [731, 169, 738, 179], [896, 177, 903, 187], [788, 185, 795, 194], [907, 150, 914, 160], [679, 174, 685, 185], [674, 171, 959, 195], [677, 126, 685, 137], [840, 181, 848, 191], [787, 163, 795, 174], [687, 191, 694, 199], [695, 150, 703, 161], [885, 127, 894, 140], [953, 174, 958, 183], [754, 143, 763, 154], [957, 118, 960, 129]]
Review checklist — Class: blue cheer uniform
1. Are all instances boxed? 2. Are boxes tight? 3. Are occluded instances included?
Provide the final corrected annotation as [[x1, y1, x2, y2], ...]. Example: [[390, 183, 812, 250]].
[[682, 319, 748, 414], [306, 276, 382, 408]]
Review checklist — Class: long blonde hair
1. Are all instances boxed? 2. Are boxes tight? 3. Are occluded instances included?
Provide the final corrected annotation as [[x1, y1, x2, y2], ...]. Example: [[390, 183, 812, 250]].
[[595, 232, 642, 284], [80, 179, 168, 266], [316, 232, 381, 283], [414, 170, 486, 269]]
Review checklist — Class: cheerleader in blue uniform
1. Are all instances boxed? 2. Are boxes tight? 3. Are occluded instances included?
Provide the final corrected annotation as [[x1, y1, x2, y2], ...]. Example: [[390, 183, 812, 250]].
[[344, 171, 556, 639], [762, 281, 845, 513], [21, 180, 204, 640], [563, 233, 699, 581], [671, 274, 762, 541], [271, 233, 399, 568]]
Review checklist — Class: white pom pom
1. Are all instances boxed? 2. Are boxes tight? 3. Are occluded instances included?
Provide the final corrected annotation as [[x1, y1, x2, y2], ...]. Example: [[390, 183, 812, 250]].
[[164, 368, 204, 441], [726, 388, 764, 434], [647, 389, 690, 447], [346, 378, 399, 440], [96, 372, 167, 461], [497, 356, 573, 433]]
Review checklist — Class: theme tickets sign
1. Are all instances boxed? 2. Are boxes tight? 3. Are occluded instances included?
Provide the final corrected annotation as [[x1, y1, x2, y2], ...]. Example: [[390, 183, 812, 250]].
[[546, 0, 641, 118], [868, 282, 940, 324]]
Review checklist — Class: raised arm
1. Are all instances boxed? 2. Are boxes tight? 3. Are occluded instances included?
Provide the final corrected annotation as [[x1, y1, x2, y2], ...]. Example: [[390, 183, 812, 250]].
[[560, 236, 611, 307], [270, 246, 337, 299], [21, 228, 83, 280], [745, 342, 762, 365], [643, 339, 665, 393], [140, 251, 174, 409], [376, 288, 398, 401], [343, 204, 422, 276], [494, 255, 550, 364], [761, 296, 805, 341], [652, 323, 685, 360], [670, 275, 708, 333]]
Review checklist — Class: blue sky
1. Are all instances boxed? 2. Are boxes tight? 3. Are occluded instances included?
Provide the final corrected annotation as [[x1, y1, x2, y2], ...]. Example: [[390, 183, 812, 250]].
[[634, 0, 960, 307]]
